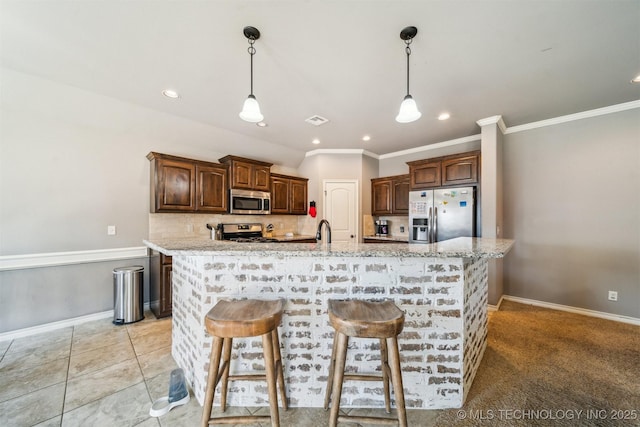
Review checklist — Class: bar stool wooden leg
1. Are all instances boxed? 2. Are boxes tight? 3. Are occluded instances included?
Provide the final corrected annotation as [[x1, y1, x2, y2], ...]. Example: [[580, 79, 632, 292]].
[[271, 329, 288, 410], [323, 332, 338, 410], [329, 332, 349, 427], [379, 338, 391, 413], [388, 336, 407, 427], [261, 331, 280, 427], [219, 337, 233, 412], [201, 336, 224, 427]]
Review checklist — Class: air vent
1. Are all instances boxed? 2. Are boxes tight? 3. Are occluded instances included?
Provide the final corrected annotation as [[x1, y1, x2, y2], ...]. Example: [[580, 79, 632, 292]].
[[304, 115, 330, 126]]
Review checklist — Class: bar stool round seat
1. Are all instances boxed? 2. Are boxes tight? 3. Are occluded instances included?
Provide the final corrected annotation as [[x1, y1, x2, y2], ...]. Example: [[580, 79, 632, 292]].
[[325, 299, 407, 427], [201, 298, 287, 427]]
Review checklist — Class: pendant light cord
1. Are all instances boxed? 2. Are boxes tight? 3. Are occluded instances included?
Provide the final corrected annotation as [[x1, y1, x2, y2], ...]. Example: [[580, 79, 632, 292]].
[[405, 40, 412, 97], [248, 39, 256, 96]]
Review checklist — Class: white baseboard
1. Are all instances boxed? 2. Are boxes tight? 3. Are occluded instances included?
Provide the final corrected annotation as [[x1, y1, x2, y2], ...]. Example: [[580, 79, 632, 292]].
[[501, 295, 640, 326], [0, 302, 152, 342], [488, 295, 505, 312]]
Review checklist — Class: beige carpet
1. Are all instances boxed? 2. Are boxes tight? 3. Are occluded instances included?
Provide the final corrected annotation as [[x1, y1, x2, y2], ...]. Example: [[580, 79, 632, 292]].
[[433, 300, 640, 427]]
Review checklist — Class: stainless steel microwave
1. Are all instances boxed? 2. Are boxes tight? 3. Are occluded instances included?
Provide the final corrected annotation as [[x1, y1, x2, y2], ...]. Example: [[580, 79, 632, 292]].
[[229, 189, 271, 215]]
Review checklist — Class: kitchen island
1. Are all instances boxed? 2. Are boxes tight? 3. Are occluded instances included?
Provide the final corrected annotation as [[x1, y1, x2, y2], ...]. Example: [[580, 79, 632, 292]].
[[143, 237, 513, 409]]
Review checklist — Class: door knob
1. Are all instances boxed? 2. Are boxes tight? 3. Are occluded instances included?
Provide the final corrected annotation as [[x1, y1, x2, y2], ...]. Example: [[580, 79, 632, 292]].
[[350, 235, 355, 238]]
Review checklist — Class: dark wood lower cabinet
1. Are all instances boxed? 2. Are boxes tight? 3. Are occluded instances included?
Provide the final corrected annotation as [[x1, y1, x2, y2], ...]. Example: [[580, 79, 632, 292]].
[[149, 251, 172, 318]]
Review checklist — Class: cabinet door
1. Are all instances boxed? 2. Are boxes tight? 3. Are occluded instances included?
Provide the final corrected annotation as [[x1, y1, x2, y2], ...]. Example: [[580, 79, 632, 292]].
[[160, 264, 172, 316], [392, 177, 410, 214], [290, 178, 308, 215], [410, 161, 441, 190], [271, 176, 290, 214], [253, 166, 271, 191], [372, 179, 392, 215], [196, 164, 227, 212], [231, 162, 253, 189], [442, 155, 478, 186], [155, 159, 196, 211]]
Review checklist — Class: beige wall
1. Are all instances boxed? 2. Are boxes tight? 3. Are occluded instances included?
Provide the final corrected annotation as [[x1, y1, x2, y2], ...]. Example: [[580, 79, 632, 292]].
[[503, 108, 640, 317], [297, 152, 376, 239]]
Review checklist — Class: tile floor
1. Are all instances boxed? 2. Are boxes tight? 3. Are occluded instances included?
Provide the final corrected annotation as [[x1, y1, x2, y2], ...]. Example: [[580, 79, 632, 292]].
[[0, 312, 441, 426]]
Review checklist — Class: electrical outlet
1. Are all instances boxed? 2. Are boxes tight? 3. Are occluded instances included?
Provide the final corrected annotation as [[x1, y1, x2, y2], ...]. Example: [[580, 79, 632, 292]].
[[107, 225, 116, 236], [608, 291, 618, 301]]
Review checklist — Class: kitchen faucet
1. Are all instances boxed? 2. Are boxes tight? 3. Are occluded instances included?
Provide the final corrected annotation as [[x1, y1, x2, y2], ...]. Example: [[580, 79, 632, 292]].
[[316, 219, 332, 243]]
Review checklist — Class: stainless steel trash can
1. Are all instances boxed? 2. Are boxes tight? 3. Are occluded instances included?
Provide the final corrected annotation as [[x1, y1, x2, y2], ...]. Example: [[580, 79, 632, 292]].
[[113, 265, 144, 325]]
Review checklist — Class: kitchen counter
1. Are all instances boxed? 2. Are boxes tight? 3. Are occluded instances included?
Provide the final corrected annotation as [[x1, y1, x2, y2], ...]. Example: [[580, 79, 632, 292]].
[[143, 237, 513, 410], [144, 236, 513, 258]]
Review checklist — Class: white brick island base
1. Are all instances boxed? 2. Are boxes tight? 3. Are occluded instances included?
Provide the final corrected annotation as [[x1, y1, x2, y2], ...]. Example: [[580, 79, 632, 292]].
[[170, 254, 489, 410]]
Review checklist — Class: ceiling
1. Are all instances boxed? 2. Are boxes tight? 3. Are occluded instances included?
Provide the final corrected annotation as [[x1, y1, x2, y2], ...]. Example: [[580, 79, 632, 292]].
[[2, 0, 639, 158]]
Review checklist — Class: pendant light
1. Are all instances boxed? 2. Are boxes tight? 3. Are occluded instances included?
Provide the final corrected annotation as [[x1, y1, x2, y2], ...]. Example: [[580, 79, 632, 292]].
[[239, 26, 264, 123], [396, 26, 422, 123]]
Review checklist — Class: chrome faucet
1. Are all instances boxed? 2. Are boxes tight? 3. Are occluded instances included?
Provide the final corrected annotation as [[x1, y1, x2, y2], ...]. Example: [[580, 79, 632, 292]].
[[316, 219, 332, 244]]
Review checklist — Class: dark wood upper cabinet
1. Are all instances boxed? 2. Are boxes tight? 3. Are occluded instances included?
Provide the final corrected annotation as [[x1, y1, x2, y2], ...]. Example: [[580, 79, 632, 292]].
[[290, 179, 308, 215], [408, 151, 480, 190], [392, 176, 410, 215], [196, 163, 228, 212], [271, 173, 308, 215], [148, 152, 227, 213], [270, 175, 290, 214], [219, 155, 272, 191], [148, 154, 196, 212], [371, 174, 409, 216], [442, 154, 478, 186], [372, 179, 392, 215], [407, 160, 441, 189]]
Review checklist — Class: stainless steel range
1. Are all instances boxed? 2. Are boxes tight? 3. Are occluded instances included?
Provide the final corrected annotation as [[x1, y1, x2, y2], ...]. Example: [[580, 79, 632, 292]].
[[220, 223, 278, 242]]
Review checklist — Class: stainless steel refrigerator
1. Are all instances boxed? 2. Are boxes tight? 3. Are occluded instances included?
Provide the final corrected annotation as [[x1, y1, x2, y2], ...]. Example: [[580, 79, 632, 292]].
[[409, 187, 476, 243]]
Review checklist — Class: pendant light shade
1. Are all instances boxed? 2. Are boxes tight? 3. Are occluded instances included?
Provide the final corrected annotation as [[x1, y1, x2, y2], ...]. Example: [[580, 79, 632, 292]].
[[239, 26, 264, 123], [240, 94, 263, 122], [396, 26, 421, 123], [396, 95, 421, 123]]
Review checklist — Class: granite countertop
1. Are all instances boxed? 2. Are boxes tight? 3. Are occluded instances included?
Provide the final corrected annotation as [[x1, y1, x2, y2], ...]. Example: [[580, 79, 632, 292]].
[[144, 237, 514, 259], [364, 235, 409, 242]]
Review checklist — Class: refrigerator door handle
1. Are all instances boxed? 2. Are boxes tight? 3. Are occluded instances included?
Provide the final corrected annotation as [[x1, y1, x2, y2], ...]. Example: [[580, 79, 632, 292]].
[[428, 207, 433, 243], [433, 206, 438, 243]]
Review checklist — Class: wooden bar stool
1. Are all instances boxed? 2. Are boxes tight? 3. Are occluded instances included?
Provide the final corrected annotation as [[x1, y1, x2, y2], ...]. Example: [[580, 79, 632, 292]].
[[200, 298, 287, 427], [324, 299, 407, 427]]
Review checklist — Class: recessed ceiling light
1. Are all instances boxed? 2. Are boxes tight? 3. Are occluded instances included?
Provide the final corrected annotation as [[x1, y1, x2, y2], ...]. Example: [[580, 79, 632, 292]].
[[362, 135, 371, 142], [256, 122, 268, 127], [312, 138, 321, 145], [162, 89, 180, 99], [631, 74, 640, 83], [438, 112, 450, 121]]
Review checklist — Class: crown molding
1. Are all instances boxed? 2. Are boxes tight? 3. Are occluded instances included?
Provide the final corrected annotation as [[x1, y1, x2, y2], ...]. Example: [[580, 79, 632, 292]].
[[476, 115, 507, 133], [504, 100, 640, 134], [378, 134, 481, 160], [305, 148, 379, 159]]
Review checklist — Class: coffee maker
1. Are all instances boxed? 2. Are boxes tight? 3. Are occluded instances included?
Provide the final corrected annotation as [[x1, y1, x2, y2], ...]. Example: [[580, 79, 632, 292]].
[[374, 220, 389, 237]]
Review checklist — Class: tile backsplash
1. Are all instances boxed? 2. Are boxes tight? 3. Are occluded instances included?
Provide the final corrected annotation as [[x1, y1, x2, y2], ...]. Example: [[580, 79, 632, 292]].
[[149, 213, 306, 240], [366, 215, 409, 237]]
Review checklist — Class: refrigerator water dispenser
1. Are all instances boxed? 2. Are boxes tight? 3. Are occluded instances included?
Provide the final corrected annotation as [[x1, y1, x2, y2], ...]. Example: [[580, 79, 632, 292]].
[[412, 218, 429, 242]]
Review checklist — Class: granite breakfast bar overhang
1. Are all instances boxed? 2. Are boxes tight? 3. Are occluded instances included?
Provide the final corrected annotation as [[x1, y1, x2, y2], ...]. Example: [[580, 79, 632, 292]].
[[143, 237, 514, 410]]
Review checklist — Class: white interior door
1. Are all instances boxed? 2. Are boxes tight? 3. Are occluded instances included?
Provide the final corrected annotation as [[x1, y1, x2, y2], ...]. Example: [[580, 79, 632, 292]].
[[323, 180, 358, 243]]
